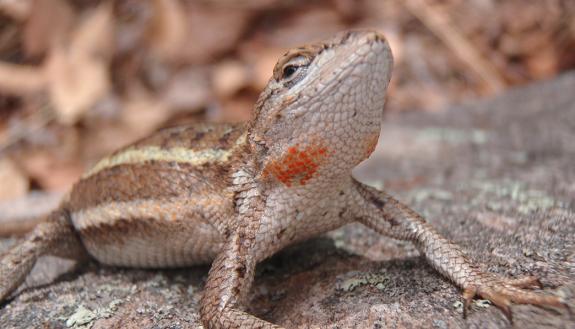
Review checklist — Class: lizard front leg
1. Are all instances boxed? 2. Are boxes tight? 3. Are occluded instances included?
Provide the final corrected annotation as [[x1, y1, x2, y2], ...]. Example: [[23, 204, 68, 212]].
[[347, 179, 567, 320], [200, 171, 283, 329], [200, 227, 282, 329]]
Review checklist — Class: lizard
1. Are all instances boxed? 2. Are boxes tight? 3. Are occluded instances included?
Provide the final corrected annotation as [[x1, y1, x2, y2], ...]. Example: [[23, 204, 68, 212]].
[[0, 30, 568, 328]]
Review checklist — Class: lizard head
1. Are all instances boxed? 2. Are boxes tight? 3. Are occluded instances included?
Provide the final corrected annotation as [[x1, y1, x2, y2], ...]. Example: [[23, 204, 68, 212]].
[[249, 31, 393, 187]]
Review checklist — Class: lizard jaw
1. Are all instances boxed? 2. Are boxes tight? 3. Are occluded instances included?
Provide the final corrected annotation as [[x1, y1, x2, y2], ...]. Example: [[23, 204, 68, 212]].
[[250, 30, 394, 185]]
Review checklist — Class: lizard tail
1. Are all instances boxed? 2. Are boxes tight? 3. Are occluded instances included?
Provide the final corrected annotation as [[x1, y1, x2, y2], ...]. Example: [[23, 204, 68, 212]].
[[0, 209, 86, 303]]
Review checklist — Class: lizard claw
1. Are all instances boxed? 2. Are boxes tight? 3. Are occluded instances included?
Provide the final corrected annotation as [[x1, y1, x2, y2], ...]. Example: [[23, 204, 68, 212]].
[[462, 286, 475, 319], [503, 275, 542, 289], [461, 274, 567, 322]]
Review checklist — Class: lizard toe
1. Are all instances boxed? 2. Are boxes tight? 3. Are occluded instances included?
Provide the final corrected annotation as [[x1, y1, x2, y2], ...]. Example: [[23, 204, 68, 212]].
[[462, 286, 476, 319], [502, 275, 542, 289], [462, 273, 567, 322]]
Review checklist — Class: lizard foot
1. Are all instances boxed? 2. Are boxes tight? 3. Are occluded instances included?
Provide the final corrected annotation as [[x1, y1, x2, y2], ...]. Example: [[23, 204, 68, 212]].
[[462, 274, 569, 322]]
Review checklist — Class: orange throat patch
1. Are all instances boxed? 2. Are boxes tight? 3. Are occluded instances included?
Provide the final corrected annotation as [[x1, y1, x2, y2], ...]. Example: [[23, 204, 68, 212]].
[[263, 144, 329, 187]]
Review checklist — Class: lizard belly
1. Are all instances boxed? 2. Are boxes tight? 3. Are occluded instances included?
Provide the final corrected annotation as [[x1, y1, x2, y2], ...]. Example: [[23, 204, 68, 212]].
[[68, 179, 232, 267], [68, 171, 232, 268], [70, 200, 226, 268]]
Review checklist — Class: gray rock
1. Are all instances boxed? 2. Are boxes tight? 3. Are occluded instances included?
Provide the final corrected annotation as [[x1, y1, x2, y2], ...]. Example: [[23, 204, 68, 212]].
[[2, 72, 575, 328]]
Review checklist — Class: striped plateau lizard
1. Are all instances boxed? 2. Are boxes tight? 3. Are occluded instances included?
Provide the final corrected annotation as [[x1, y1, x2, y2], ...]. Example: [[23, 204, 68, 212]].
[[0, 31, 568, 328]]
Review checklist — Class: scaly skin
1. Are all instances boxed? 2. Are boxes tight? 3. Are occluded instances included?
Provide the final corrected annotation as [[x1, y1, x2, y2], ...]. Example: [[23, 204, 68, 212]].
[[0, 31, 568, 328]]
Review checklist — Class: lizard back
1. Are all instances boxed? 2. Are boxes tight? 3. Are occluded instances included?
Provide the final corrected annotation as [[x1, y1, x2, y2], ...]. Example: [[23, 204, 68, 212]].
[[66, 123, 247, 267]]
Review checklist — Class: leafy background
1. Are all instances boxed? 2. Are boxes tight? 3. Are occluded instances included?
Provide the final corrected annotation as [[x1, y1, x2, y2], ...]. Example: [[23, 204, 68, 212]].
[[0, 0, 573, 213]]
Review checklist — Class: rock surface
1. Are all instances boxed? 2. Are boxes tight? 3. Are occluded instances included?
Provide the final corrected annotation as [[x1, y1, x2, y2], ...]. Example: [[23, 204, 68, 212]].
[[1, 73, 575, 328]]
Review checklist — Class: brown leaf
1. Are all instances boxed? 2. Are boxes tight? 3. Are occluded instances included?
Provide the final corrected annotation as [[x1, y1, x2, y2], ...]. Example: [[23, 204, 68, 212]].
[[44, 3, 114, 124], [0, 61, 45, 94], [23, 0, 75, 58], [0, 157, 29, 200], [0, 0, 32, 21], [70, 3, 114, 58], [122, 86, 170, 137], [177, 3, 252, 63], [526, 47, 558, 79], [147, 0, 188, 62], [44, 47, 110, 124], [263, 7, 344, 46], [162, 67, 212, 112], [17, 151, 83, 191], [249, 47, 283, 90], [212, 60, 249, 97], [216, 95, 254, 123]]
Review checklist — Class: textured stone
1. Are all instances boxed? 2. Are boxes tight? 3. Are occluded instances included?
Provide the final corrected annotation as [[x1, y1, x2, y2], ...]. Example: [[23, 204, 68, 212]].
[[1, 73, 574, 328]]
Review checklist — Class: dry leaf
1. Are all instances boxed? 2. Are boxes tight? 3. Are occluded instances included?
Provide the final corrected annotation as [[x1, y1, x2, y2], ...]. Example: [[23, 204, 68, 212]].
[[148, 0, 187, 62], [217, 95, 255, 123], [332, 0, 363, 22], [44, 46, 110, 124], [122, 86, 170, 137], [23, 0, 75, 57], [70, 3, 114, 58], [162, 67, 212, 112], [178, 3, 252, 63], [0, 0, 32, 21], [0, 61, 45, 94], [526, 47, 558, 79], [192, 0, 281, 10], [0, 157, 29, 200], [17, 151, 84, 191], [44, 3, 114, 124], [248, 47, 283, 89], [264, 7, 344, 46], [212, 60, 249, 97]]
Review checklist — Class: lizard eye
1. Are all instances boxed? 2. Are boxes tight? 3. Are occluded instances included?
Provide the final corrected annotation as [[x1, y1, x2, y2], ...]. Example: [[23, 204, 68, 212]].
[[279, 57, 310, 87], [281, 64, 307, 85], [282, 65, 298, 79]]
